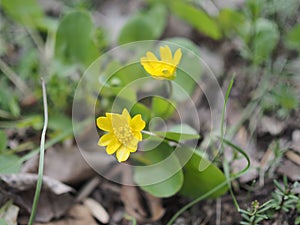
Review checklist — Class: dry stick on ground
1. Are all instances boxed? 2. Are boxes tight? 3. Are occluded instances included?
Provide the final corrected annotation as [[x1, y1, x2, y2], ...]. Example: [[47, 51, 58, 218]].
[[0, 58, 31, 96]]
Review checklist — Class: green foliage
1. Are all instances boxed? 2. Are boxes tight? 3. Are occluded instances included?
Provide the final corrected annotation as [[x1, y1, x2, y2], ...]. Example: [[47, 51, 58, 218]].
[[0, 219, 8, 225], [163, 38, 202, 102], [217, 9, 246, 36], [245, 0, 263, 21], [285, 24, 300, 52], [47, 74, 75, 112], [130, 102, 152, 123], [272, 84, 299, 110], [55, 11, 99, 67], [168, 0, 222, 40], [0, 154, 21, 174], [178, 147, 228, 198], [0, 81, 20, 118], [240, 179, 300, 225], [113, 63, 147, 87], [1, 0, 44, 28], [134, 139, 228, 198], [262, 83, 299, 118], [152, 96, 176, 119], [2, 1, 299, 222], [118, 4, 167, 44], [252, 18, 279, 65], [134, 141, 184, 197], [240, 200, 271, 225], [154, 124, 200, 142], [0, 131, 8, 152]]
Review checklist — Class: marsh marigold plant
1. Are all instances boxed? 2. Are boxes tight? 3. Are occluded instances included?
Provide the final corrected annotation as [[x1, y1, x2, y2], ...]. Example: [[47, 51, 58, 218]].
[[140, 45, 182, 80], [96, 109, 146, 162]]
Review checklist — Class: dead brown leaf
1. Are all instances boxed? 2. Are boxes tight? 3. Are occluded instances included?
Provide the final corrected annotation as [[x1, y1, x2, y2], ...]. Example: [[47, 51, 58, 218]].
[[258, 116, 286, 136], [121, 185, 147, 221], [0, 173, 74, 222], [0, 202, 19, 225], [144, 193, 165, 221], [291, 130, 300, 153], [83, 198, 109, 224], [121, 185, 165, 223], [230, 127, 260, 183], [33, 204, 98, 225], [22, 146, 96, 185], [277, 160, 300, 181]]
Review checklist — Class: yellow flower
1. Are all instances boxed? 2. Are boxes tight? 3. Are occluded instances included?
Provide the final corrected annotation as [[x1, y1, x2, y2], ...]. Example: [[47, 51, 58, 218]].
[[140, 45, 182, 80], [96, 109, 146, 162]]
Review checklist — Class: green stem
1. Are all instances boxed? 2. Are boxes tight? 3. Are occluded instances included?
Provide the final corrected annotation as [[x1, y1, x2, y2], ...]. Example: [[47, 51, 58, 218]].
[[28, 78, 48, 225], [166, 137, 250, 225], [141, 130, 182, 145], [166, 80, 173, 99], [220, 76, 241, 211], [167, 76, 251, 225]]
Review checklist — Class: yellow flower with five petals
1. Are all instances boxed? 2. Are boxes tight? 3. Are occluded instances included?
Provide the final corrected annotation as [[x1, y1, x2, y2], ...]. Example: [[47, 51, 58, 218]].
[[140, 45, 182, 80], [96, 109, 146, 162]]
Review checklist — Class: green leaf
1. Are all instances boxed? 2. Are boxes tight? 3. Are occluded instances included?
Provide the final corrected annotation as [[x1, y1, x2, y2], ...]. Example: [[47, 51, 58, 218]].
[[0, 131, 8, 152], [154, 124, 200, 142], [146, 4, 168, 38], [118, 17, 154, 44], [100, 86, 137, 103], [246, 0, 263, 20], [113, 63, 147, 87], [134, 141, 183, 197], [152, 96, 176, 119], [169, 0, 222, 40], [118, 4, 167, 44], [0, 81, 20, 118], [163, 38, 202, 101], [273, 84, 299, 110], [164, 37, 201, 56], [177, 147, 228, 198], [17, 115, 43, 130], [252, 18, 279, 64], [48, 114, 72, 132], [131, 102, 152, 123], [285, 24, 300, 52], [0, 154, 21, 174], [1, 0, 44, 28], [0, 219, 8, 225], [217, 9, 245, 36], [55, 11, 98, 67]]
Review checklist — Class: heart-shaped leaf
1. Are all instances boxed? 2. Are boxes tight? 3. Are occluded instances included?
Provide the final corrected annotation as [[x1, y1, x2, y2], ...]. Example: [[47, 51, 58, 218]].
[[177, 147, 228, 198], [134, 141, 183, 197]]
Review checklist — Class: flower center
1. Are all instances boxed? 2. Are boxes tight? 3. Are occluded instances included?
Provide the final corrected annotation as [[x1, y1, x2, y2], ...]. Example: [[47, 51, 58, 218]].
[[114, 125, 135, 146], [162, 68, 169, 75]]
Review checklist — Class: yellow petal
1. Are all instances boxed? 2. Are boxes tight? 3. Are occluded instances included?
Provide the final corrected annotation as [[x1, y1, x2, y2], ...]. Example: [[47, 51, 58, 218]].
[[106, 140, 121, 154], [129, 147, 137, 153], [146, 51, 159, 62], [98, 133, 114, 146], [96, 116, 113, 131], [122, 108, 131, 122], [133, 131, 142, 141], [116, 146, 131, 162], [160, 45, 172, 63], [173, 48, 182, 66], [130, 114, 146, 131], [141, 58, 156, 74], [110, 113, 126, 131], [150, 74, 166, 80], [141, 63, 156, 76]]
